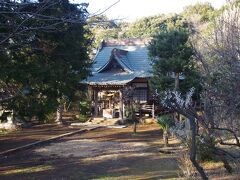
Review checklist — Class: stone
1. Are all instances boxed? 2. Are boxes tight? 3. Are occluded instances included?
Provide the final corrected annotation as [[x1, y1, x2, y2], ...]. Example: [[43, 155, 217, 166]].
[[0, 122, 18, 130]]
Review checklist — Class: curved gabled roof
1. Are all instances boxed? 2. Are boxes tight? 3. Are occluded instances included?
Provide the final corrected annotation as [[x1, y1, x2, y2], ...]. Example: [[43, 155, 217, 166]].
[[97, 48, 133, 73], [84, 39, 152, 86]]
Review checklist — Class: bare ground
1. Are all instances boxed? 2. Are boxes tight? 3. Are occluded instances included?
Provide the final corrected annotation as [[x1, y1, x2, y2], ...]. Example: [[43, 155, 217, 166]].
[[0, 124, 81, 152], [0, 124, 181, 180], [0, 123, 238, 180]]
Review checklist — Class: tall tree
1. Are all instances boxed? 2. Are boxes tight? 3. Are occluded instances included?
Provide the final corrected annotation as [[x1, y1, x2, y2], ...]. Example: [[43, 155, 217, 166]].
[[148, 27, 199, 94], [0, 0, 92, 122], [194, 1, 240, 138], [88, 15, 120, 47], [155, 2, 240, 179], [0, 0, 89, 49]]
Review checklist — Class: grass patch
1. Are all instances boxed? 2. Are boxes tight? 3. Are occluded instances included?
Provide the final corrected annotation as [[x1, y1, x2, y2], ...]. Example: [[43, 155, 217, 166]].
[[0, 129, 9, 135], [0, 165, 54, 175], [202, 161, 224, 169]]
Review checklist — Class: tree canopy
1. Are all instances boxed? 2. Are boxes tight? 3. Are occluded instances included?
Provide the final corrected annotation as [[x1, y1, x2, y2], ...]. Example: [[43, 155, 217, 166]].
[[181, 2, 215, 22], [0, 0, 92, 121], [148, 27, 200, 94]]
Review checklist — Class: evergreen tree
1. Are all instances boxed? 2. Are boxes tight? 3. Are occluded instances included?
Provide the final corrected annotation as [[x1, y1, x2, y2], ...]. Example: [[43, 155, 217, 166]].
[[182, 2, 215, 22], [148, 27, 199, 95], [0, 0, 92, 122]]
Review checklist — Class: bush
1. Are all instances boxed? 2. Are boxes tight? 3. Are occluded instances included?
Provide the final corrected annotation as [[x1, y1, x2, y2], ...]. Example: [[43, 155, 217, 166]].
[[44, 112, 56, 123], [157, 114, 175, 131], [78, 114, 88, 122], [186, 134, 216, 162], [196, 135, 216, 162], [79, 101, 90, 116]]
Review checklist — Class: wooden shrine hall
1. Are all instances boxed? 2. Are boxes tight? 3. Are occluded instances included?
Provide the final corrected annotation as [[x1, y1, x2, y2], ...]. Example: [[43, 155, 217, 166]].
[[84, 38, 154, 119]]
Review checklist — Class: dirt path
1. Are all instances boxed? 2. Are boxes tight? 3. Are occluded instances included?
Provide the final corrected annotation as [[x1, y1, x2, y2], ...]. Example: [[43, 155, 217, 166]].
[[0, 124, 82, 153], [0, 124, 181, 180]]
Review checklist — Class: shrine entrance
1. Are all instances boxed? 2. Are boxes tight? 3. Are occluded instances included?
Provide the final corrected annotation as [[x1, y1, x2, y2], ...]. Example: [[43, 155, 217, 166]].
[[89, 85, 125, 120]]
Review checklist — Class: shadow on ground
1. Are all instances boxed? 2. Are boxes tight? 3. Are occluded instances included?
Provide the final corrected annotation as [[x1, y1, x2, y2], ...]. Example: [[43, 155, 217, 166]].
[[0, 125, 181, 180]]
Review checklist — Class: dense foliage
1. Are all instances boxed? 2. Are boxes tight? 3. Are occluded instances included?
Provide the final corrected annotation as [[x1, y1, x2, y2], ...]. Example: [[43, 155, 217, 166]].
[[154, 2, 240, 179], [0, 0, 92, 121], [148, 27, 198, 93], [181, 2, 215, 22]]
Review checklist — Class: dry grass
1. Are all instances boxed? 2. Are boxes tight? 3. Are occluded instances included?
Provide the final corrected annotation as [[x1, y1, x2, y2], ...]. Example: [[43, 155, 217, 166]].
[[0, 165, 54, 175]]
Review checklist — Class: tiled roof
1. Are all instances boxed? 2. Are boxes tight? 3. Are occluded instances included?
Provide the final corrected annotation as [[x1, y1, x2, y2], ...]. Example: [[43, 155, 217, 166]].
[[86, 71, 151, 85], [84, 39, 152, 86], [97, 48, 133, 73]]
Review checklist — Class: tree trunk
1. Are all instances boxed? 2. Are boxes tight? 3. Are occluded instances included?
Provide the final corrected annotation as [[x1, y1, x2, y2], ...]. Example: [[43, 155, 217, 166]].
[[63, 102, 67, 112], [174, 72, 180, 91], [119, 90, 123, 120], [56, 105, 63, 125], [218, 154, 233, 173], [189, 118, 208, 180], [211, 146, 233, 173], [133, 121, 137, 134], [174, 72, 180, 121], [164, 130, 169, 147], [130, 103, 133, 121], [94, 89, 99, 117], [131, 103, 137, 134]]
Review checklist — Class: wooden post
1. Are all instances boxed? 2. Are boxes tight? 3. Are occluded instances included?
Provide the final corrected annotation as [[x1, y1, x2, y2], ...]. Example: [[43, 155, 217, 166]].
[[119, 90, 123, 120], [94, 89, 99, 117], [152, 102, 155, 119], [123, 103, 125, 118]]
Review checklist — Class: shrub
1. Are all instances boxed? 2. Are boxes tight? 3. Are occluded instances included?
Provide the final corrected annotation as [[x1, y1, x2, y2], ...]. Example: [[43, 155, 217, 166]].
[[78, 114, 88, 122], [196, 135, 216, 162], [44, 112, 56, 123], [157, 114, 175, 146], [185, 134, 216, 162], [79, 101, 90, 116], [157, 114, 175, 131]]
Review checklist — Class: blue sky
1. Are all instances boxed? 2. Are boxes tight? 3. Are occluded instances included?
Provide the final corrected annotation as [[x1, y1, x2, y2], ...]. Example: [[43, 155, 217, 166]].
[[71, 0, 227, 21]]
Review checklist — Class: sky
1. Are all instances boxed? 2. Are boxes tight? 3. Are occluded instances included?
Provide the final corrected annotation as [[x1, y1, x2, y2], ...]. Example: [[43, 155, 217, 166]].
[[70, 0, 227, 21]]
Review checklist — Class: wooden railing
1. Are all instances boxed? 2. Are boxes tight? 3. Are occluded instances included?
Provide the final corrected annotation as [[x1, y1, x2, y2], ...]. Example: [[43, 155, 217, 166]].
[[140, 104, 155, 118], [139, 103, 173, 118]]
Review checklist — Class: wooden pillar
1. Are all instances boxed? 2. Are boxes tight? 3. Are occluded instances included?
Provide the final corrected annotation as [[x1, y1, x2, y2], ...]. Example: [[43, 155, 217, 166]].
[[123, 103, 125, 118], [152, 102, 155, 119], [119, 90, 123, 120], [109, 98, 112, 109], [87, 86, 91, 100], [94, 89, 99, 117]]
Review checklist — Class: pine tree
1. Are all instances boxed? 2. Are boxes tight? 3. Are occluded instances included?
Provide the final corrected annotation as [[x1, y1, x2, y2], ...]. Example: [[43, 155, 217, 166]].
[[148, 28, 200, 95]]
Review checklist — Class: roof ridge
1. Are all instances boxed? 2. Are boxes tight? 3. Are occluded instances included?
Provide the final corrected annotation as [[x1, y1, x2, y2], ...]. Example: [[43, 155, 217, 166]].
[[112, 48, 133, 71], [100, 38, 150, 47], [96, 48, 133, 73]]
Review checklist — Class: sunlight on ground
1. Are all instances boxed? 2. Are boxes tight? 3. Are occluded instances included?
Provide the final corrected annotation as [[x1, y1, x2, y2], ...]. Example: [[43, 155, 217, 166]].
[[34, 139, 151, 158], [0, 129, 9, 135], [32, 131, 181, 179], [90, 169, 182, 180], [202, 161, 223, 169], [81, 152, 169, 162], [0, 165, 54, 175]]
